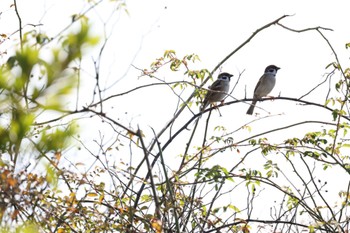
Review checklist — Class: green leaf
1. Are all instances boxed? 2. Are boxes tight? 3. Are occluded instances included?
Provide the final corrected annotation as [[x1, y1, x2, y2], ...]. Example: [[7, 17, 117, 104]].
[[164, 50, 176, 58], [16, 222, 40, 233], [170, 59, 181, 71], [46, 164, 58, 187], [309, 225, 315, 233], [332, 109, 338, 121]]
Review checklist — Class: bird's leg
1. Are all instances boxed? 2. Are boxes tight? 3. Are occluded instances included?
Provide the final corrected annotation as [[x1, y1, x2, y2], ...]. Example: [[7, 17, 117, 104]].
[[210, 102, 223, 117], [215, 100, 225, 117], [217, 107, 222, 117], [210, 103, 217, 109]]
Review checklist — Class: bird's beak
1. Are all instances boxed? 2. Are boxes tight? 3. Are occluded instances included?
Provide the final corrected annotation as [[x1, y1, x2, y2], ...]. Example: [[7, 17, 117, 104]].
[[276, 67, 281, 70]]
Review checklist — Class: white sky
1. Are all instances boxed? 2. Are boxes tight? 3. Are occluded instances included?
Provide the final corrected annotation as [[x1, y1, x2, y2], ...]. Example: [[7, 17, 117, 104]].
[[2, 0, 350, 231]]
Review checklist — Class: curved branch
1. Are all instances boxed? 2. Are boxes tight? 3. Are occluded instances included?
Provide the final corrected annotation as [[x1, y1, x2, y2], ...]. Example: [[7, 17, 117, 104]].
[[211, 15, 292, 74], [153, 15, 294, 144], [276, 23, 333, 33]]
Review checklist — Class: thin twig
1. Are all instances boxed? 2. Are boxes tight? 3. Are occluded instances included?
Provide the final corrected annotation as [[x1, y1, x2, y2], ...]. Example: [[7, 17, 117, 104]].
[[13, 0, 23, 51]]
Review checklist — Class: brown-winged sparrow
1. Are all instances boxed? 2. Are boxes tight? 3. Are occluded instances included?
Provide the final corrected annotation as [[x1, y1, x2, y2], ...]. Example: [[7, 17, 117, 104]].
[[246, 65, 280, 115], [201, 72, 233, 111]]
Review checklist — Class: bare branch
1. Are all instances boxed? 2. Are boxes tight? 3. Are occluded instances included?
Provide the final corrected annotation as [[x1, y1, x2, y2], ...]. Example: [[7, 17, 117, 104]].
[[13, 0, 23, 51], [277, 23, 333, 33]]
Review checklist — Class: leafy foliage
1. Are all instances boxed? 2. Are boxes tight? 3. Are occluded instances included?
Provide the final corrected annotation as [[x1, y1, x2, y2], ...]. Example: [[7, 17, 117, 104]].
[[1, 3, 350, 233], [0, 16, 98, 232]]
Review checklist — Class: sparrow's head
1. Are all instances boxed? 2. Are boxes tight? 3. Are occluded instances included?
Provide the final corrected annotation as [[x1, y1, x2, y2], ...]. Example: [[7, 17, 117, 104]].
[[218, 72, 233, 81], [265, 65, 280, 75]]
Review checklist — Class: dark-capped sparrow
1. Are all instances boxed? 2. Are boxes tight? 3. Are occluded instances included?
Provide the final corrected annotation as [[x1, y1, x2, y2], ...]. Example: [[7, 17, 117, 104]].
[[201, 72, 233, 111], [246, 65, 280, 115]]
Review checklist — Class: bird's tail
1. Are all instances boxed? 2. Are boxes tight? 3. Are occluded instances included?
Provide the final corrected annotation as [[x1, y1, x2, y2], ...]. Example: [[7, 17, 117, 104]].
[[246, 100, 257, 115]]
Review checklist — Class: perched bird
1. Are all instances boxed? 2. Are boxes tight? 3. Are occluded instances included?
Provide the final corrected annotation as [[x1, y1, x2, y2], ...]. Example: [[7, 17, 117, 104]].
[[201, 72, 233, 111], [246, 65, 280, 115]]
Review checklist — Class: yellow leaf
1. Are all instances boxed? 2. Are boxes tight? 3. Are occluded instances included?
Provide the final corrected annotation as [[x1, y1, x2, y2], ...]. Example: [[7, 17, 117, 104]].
[[7, 177, 17, 187], [151, 218, 162, 233], [55, 151, 61, 161], [68, 192, 76, 204], [87, 192, 98, 197], [127, 131, 134, 139], [99, 193, 104, 203]]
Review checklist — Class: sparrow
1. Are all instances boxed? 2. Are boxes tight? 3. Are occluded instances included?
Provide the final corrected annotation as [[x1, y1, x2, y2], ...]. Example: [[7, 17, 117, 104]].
[[201, 72, 233, 111], [246, 65, 280, 115]]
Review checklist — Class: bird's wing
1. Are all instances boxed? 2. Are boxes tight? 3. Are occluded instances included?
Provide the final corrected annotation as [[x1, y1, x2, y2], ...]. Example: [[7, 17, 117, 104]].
[[253, 75, 265, 97], [208, 80, 223, 92]]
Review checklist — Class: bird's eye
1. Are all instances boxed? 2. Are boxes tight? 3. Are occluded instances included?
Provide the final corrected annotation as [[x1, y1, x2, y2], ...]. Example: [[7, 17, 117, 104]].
[[269, 69, 274, 72]]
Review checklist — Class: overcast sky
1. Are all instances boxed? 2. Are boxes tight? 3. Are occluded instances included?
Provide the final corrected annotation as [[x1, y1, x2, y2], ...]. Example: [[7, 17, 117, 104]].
[[2, 0, 350, 182], [2, 1, 350, 230]]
